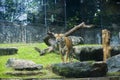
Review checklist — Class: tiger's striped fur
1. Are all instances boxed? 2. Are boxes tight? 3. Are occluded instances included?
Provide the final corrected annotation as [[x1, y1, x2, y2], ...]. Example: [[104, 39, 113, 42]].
[[54, 34, 74, 63]]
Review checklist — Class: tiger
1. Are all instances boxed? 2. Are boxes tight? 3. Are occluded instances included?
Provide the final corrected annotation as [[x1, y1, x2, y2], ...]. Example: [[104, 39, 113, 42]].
[[54, 33, 74, 63]]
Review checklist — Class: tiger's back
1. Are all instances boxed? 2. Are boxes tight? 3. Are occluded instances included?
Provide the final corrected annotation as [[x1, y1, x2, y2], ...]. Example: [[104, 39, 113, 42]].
[[64, 36, 73, 50]]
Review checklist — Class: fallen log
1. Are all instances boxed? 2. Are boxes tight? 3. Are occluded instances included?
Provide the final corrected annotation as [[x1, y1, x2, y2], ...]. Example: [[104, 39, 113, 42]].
[[44, 22, 94, 46], [35, 22, 94, 56]]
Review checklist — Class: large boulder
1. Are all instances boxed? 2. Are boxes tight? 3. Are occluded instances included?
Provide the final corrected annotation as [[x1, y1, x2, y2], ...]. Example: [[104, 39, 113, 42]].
[[51, 61, 107, 78], [6, 58, 43, 70], [106, 54, 120, 73], [0, 47, 18, 55], [74, 45, 120, 61]]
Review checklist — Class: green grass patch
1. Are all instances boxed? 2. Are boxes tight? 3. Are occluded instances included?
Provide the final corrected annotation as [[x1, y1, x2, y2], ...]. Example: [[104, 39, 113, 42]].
[[0, 43, 118, 78], [0, 43, 62, 78], [107, 72, 120, 76]]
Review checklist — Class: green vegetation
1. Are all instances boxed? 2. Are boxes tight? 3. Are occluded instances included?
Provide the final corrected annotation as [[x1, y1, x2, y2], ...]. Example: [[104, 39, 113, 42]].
[[0, 43, 119, 78], [107, 72, 120, 76], [0, 43, 62, 78]]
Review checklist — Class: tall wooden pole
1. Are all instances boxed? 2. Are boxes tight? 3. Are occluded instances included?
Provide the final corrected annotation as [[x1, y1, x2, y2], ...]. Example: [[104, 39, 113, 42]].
[[102, 29, 111, 62]]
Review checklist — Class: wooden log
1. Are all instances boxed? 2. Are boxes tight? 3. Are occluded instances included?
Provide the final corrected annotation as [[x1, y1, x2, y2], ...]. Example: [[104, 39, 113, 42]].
[[35, 22, 94, 56], [64, 22, 94, 36], [47, 22, 94, 37], [102, 29, 111, 62]]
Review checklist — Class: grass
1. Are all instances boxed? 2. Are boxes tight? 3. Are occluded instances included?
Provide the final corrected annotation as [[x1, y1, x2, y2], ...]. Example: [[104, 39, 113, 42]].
[[0, 43, 119, 78], [0, 43, 62, 78], [107, 72, 120, 76]]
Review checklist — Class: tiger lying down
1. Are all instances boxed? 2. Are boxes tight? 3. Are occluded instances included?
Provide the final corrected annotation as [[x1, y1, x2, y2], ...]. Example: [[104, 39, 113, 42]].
[[35, 33, 74, 63]]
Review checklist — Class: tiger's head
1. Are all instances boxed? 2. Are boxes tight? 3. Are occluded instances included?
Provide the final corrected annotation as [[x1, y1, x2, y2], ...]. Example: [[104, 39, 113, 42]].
[[54, 33, 65, 44]]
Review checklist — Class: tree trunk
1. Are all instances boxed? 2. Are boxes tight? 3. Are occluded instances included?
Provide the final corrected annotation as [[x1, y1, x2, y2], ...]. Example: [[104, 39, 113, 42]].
[[35, 22, 94, 55], [44, 22, 94, 46]]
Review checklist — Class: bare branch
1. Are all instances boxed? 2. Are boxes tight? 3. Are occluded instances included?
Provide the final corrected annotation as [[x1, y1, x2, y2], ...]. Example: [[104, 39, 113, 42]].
[[64, 22, 94, 36]]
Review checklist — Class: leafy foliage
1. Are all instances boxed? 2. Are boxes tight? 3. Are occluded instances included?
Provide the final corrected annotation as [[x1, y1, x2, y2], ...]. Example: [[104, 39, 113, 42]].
[[0, 0, 119, 28]]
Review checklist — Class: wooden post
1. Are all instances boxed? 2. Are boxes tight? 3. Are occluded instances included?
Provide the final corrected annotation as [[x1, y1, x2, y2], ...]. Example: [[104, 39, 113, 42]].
[[102, 29, 111, 62]]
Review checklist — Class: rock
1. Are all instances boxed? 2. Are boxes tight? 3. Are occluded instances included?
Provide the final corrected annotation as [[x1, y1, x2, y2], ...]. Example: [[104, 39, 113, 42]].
[[106, 54, 120, 73], [74, 46, 103, 61], [51, 61, 108, 78], [69, 36, 84, 45], [6, 71, 44, 76], [0, 47, 18, 55], [73, 45, 120, 61], [6, 58, 43, 70]]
